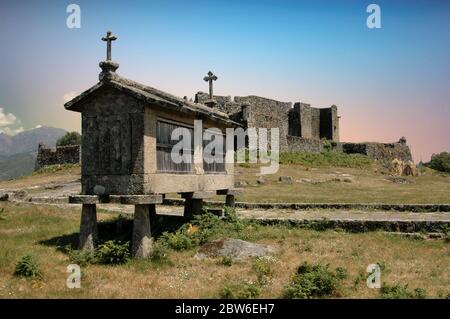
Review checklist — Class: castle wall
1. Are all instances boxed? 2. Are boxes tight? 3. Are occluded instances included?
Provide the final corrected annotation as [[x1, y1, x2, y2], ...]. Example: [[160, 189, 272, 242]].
[[35, 144, 80, 170], [339, 142, 412, 161], [194, 91, 410, 162]]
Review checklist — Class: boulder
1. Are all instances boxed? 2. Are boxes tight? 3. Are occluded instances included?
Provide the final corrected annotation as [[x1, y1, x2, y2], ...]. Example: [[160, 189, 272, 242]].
[[403, 160, 418, 176], [390, 158, 404, 176], [0, 193, 8, 201], [234, 181, 248, 188], [296, 178, 312, 184], [278, 176, 293, 184], [11, 190, 29, 201], [257, 176, 266, 184], [195, 238, 277, 260]]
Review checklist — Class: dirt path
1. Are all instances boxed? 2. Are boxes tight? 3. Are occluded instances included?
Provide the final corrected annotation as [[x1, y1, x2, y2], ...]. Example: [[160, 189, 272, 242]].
[[2, 179, 450, 223]]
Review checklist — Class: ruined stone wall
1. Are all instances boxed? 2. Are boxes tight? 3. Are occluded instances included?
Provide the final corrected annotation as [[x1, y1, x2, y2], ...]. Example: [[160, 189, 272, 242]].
[[194, 91, 409, 161], [286, 136, 323, 152], [35, 144, 80, 170], [234, 96, 291, 150], [338, 142, 412, 161], [285, 138, 412, 161], [195, 92, 291, 149], [195, 92, 241, 115]]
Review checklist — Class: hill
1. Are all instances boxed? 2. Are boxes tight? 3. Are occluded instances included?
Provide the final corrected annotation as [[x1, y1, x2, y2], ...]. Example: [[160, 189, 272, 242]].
[[0, 126, 66, 156], [0, 152, 36, 181], [0, 126, 67, 180]]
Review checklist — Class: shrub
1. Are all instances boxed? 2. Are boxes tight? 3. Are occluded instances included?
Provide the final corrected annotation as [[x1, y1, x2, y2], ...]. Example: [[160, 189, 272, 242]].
[[68, 249, 96, 266], [56, 131, 81, 146], [95, 240, 130, 265], [335, 267, 348, 280], [219, 281, 261, 299], [252, 257, 274, 285], [218, 256, 233, 267], [380, 284, 427, 299], [425, 152, 450, 173], [14, 255, 42, 278], [160, 230, 194, 251], [149, 242, 170, 263], [283, 262, 344, 299], [322, 139, 332, 152]]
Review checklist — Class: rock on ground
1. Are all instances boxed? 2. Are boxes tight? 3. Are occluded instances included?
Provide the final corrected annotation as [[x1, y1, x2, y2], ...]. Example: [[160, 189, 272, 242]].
[[278, 176, 293, 183], [234, 181, 248, 187], [257, 176, 266, 184], [0, 193, 8, 201], [195, 238, 277, 260]]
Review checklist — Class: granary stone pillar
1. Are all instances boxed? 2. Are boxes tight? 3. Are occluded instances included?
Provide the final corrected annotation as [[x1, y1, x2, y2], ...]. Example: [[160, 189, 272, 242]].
[[225, 195, 235, 208], [132, 204, 154, 258], [79, 204, 98, 251], [183, 198, 204, 220]]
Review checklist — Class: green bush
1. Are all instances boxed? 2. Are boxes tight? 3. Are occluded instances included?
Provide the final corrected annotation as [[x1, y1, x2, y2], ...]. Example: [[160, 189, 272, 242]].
[[380, 284, 427, 299], [335, 267, 348, 280], [149, 242, 170, 263], [160, 230, 194, 251], [283, 262, 344, 299], [95, 240, 130, 265], [14, 254, 42, 278], [160, 210, 252, 252], [68, 249, 96, 266], [425, 152, 450, 173], [219, 281, 261, 299], [252, 257, 274, 285], [218, 256, 233, 267], [56, 131, 81, 146], [279, 151, 373, 168]]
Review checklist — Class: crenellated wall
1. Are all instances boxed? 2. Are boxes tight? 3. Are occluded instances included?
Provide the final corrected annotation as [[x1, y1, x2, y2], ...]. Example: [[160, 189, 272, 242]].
[[35, 143, 81, 170], [193, 91, 413, 162]]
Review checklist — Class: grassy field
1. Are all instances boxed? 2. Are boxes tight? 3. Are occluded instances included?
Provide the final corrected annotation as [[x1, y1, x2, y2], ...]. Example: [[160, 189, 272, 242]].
[[0, 202, 449, 298], [232, 164, 450, 204], [2, 154, 448, 204]]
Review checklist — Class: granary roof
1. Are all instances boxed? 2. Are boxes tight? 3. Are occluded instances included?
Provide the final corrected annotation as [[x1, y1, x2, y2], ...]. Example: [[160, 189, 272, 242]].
[[64, 74, 240, 126]]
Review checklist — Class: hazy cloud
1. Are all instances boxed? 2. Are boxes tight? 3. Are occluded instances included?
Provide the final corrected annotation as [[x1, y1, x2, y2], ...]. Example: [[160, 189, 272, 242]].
[[0, 107, 24, 135]]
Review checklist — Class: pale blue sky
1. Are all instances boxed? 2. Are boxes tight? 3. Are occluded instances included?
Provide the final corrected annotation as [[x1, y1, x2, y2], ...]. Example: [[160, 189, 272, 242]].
[[0, 0, 449, 160]]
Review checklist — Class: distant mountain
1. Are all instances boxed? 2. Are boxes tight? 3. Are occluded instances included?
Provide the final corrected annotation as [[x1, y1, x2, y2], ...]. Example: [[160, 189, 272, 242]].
[[0, 152, 36, 181], [0, 126, 67, 156], [0, 126, 67, 181]]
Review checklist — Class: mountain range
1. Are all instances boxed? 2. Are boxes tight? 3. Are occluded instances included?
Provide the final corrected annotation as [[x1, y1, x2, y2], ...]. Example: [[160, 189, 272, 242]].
[[0, 126, 67, 180]]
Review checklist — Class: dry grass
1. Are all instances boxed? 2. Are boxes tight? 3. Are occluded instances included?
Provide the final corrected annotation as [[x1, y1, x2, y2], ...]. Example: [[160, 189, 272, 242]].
[[0, 166, 80, 190], [232, 164, 450, 204], [0, 202, 449, 298]]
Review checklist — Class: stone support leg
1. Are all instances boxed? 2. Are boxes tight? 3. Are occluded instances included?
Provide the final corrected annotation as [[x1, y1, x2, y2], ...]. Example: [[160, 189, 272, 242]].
[[184, 198, 204, 220], [79, 204, 98, 251], [132, 204, 154, 258], [225, 194, 235, 209]]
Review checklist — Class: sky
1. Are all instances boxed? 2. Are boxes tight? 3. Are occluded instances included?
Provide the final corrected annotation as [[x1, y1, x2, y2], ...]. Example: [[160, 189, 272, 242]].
[[0, 0, 449, 161]]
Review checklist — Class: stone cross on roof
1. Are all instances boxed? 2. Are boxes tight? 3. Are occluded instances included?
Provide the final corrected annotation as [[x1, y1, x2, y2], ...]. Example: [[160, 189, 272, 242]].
[[102, 30, 117, 61], [203, 71, 218, 99]]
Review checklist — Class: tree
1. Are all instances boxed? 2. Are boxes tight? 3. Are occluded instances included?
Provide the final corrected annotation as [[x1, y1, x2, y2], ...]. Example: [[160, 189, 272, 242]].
[[425, 152, 450, 173], [56, 132, 81, 146]]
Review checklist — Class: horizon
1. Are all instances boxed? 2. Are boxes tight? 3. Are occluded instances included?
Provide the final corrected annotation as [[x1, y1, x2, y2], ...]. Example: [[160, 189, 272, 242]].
[[0, 0, 449, 161]]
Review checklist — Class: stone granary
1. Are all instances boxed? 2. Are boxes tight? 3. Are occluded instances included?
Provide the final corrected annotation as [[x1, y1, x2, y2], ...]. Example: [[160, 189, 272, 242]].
[[65, 31, 241, 258]]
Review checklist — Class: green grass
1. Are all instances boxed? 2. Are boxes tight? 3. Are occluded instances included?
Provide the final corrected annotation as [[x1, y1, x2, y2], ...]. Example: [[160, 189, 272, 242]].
[[0, 202, 449, 298], [279, 152, 374, 168], [32, 163, 80, 175], [232, 164, 450, 204]]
